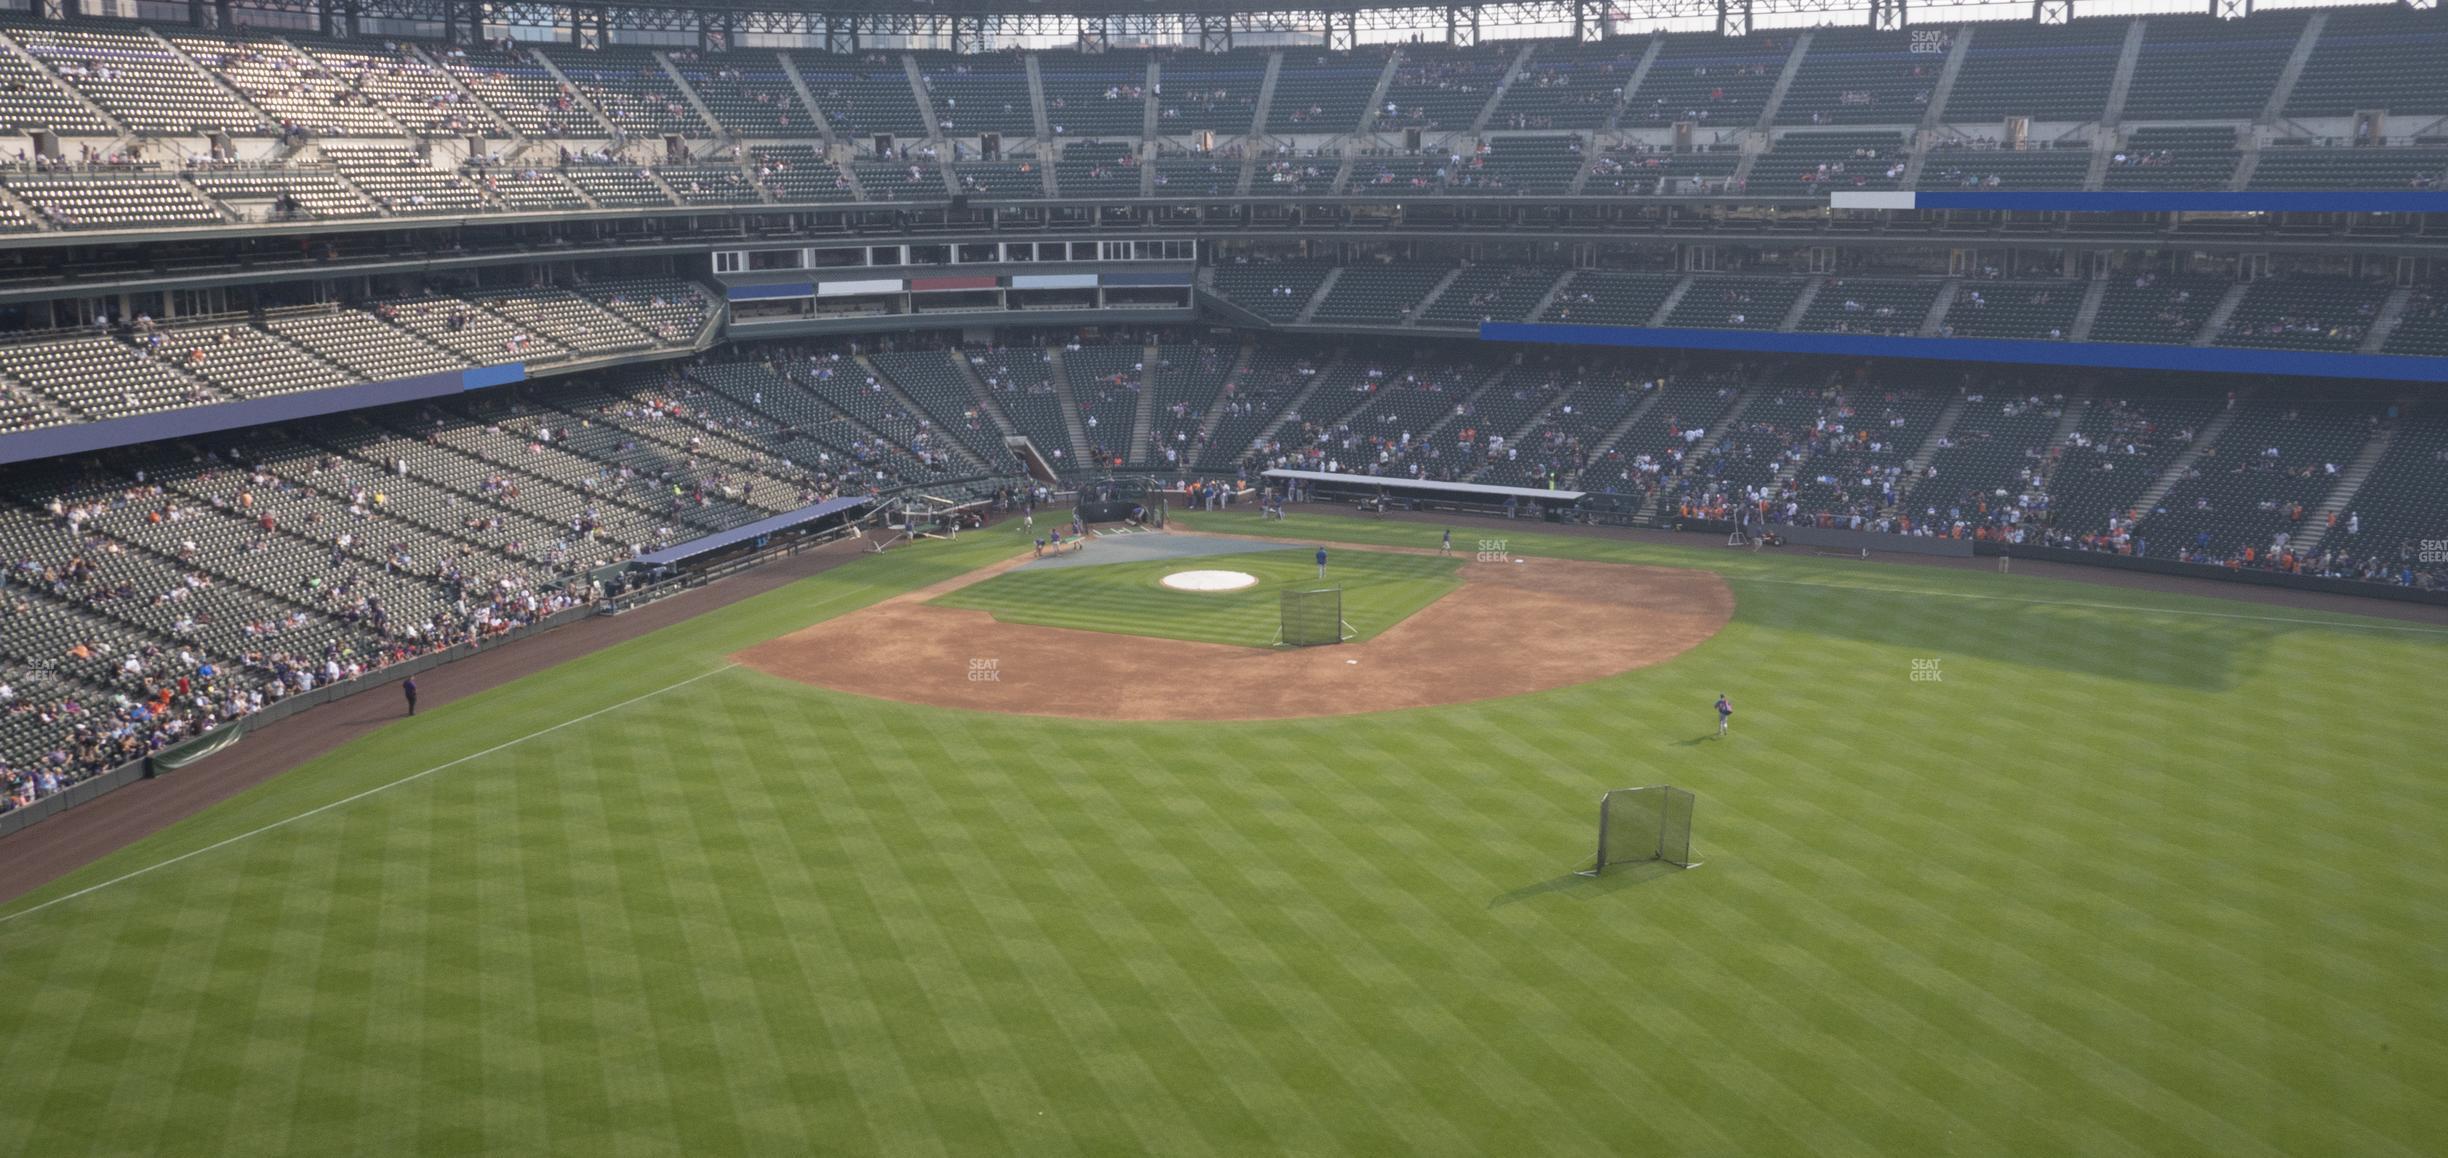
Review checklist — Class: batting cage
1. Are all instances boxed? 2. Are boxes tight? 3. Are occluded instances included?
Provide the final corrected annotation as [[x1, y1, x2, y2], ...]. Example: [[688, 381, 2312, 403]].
[[1275, 586, 1354, 646]]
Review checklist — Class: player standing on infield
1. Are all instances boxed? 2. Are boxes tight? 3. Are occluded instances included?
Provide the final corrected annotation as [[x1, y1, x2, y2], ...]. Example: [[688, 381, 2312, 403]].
[[1441, 528, 1453, 555], [1316, 546, 1328, 578], [1715, 693, 1733, 737]]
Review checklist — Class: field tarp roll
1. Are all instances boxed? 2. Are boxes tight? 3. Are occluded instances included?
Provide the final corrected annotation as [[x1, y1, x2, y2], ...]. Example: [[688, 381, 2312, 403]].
[[151, 724, 249, 774]]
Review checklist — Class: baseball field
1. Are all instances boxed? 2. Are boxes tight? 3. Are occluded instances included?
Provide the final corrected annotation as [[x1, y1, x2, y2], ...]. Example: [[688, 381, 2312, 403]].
[[1, 511, 2441, 1156]]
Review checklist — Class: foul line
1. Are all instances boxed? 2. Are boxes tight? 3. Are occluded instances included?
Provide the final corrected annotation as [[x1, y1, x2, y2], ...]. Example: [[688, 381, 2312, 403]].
[[0, 663, 742, 928], [1736, 575, 2448, 636]]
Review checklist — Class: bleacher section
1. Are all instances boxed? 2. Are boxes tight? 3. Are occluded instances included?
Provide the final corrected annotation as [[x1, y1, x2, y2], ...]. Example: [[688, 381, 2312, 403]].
[[1349, 151, 1443, 194], [169, 32, 396, 138], [2381, 289, 2448, 357], [2121, 14, 2306, 121], [2089, 273, 2227, 346], [468, 166, 589, 210], [0, 335, 222, 418], [3, 172, 221, 229], [952, 160, 1044, 198], [1585, 144, 1741, 194], [1748, 131, 1906, 193], [1265, 48, 1384, 132], [1450, 135, 1583, 195], [1777, 29, 1939, 127], [436, 44, 603, 137], [1478, 373, 1646, 489], [139, 324, 351, 399], [1539, 270, 1680, 327], [968, 345, 1076, 467], [2215, 277, 2393, 351], [1942, 20, 2123, 123], [563, 163, 674, 207], [1308, 264, 1455, 326], [1151, 153, 1238, 197], [1054, 142, 1139, 198], [867, 349, 1014, 469], [1623, 33, 1790, 129], [656, 163, 761, 205], [301, 38, 505, 138], [1209, 263, 1335, 323], [748, 145, 852, 202], [1038, 51, 1148, 138], [1908, 392, 2063, 534], [1249, 153, 1333, 195], [1140, 343, 1231, 469], [327, 146, 489, 214], [2250, 146, 2448, 190], [916, 51, 1036, 138], [0, 40, 111, 134], [1665, 276, 1805, 330], [2283, 6, 2448, 119], [1156, 51, 1266, 134], [10, 23, 261, 135], [538, 46, 704, 136], [1914, 143, 2090, 190], [472, 289, 656, 359], [850, 158, 943, 201], [265, 309, 470, 382], [2341, 414, 2448, 573], [2141, 395, 2380, 562], [669, 52, 803, 135], [1196, 348, 1316, 470], [1794, 278, 1939, 336], [794, 53, 928, 139], [2048, 393, 2222, 542], [2104, 126, 2239, 191], [1494, 39, 1644, 131], [1940, 281, 2083, 341], [1064, 344, 1143, 466], [1373, 44, 1507, 133], [1418, 265, 1565, 327], [188, 168, 373, 221]]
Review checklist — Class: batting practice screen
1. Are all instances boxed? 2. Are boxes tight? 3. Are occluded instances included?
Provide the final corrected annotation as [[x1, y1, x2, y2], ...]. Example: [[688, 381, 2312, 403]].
[[1279, 587, 1346, 647], [1585, 786, 1698, 873]]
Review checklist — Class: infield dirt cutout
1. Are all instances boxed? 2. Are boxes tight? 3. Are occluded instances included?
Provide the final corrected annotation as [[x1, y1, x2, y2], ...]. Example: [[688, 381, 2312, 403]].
[[736, 536, 1734, 721]]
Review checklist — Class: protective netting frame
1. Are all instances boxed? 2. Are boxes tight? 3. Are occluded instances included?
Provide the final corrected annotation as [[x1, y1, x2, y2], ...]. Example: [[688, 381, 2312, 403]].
[[1276, 586, 1349, 646], [1582, 786, 1698, 874]]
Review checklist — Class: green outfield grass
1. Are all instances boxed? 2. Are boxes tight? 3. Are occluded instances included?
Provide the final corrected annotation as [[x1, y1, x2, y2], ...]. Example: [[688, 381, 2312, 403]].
[[1, 516, 2443, 1156], [932, 546, 1461, 646]]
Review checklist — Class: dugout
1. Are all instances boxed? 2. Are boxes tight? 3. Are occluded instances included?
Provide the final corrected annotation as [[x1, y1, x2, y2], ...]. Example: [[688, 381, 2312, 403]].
[[1260, 469, 1585, 520]]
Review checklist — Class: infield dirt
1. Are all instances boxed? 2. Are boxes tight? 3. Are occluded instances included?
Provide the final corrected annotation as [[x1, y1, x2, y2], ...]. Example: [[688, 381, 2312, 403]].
[[734, 545, 1735, 720]]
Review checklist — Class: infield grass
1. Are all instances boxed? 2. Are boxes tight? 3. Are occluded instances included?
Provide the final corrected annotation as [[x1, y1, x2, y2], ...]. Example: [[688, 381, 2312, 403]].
[[1, 515, 2443, 1156], [932, 545, 1462, 646]]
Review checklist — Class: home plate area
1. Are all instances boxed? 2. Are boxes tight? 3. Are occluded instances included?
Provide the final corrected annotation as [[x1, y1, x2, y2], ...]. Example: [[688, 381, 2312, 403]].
[[736, 532, 1735, 721]]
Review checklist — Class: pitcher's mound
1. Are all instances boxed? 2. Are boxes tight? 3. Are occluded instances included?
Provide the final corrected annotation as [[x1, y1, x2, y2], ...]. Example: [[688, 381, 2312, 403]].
[[1160, 569, 1259, 592], [737, 555, 1734, 721]]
